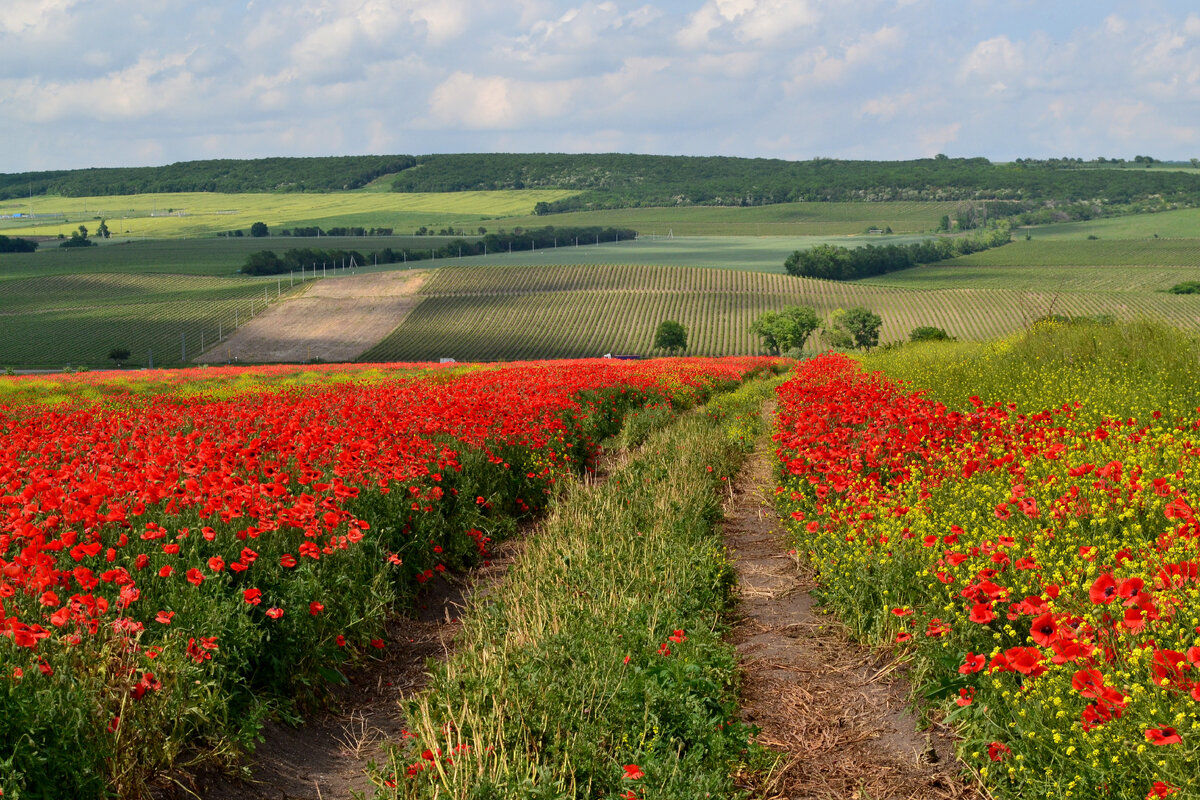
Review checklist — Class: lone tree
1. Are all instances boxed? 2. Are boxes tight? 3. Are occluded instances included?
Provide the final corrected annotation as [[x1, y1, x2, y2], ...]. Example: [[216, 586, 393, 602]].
[[250, 221, 269, 237], [653, 320, 687, 354], [751, 305, 819, 355], [108, 347, 131, 367], [839, 307, 883, 350], [59, 225, 96, 248], [96, 219, 111, 239]]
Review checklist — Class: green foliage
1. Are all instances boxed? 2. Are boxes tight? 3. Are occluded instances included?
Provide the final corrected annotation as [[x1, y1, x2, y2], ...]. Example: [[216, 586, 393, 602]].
[[909, 325, 953, 342], [862, 319, 1200, 424], [0, 234, 37, 253], [1168, 281, 1200, 294], [240, 226, 635, 275], [750, 305, 819, 354], [249, 221, 268, 237], [0, 155, 417, 199], [387, 153, 1200, 213], [784, 223, 1011, 280], [58, 225, 96, 248], [107, 347, 130, 363], [385, 389, 769, 799], [826, 307, 882, 350], [653, 320, 687, 353]]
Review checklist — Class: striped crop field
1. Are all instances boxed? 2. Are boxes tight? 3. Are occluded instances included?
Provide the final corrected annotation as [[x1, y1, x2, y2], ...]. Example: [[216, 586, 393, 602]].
[[0, 189, 576, 239], [0, 273, 307, 368], [942, 239, 1200, 268], [860, 263, 1200, 292], [360, 263, 1200, 362], [494, 201, 959, 236]]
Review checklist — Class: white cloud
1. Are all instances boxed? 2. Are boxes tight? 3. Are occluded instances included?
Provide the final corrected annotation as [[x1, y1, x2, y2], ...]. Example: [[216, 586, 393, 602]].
[[962, 35, 1024, 81], [788, 25, 903, 88], [0, 0, 83, 35], [917, 122, 961, 155], [860, 91, 915, 120], [677, 0, 819, 48], [428, 71, 578, 128]]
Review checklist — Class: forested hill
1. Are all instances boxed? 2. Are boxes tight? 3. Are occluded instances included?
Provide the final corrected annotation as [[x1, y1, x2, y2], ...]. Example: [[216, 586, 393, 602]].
[[391, 154, 1200, 210], [6, 153, 1200, 212], [0, 155, 416, 199]]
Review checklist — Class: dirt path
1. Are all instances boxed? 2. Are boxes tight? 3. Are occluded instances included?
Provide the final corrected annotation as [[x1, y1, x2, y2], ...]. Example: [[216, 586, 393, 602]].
[[727, 407, 983, 800], [194, 270, 427, 364]]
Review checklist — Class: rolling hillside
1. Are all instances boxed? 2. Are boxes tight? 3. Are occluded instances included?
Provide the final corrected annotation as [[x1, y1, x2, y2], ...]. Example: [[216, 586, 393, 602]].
[[360, 263, 1200, 362]]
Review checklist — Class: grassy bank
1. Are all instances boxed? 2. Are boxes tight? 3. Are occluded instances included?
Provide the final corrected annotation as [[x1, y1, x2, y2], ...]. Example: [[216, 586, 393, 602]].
[[378, 377, 782, 799]]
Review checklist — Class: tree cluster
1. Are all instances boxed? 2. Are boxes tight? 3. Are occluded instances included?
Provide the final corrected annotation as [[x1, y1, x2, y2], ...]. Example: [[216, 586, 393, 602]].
[[784, 224, 1011, 281], [388, 153, 1200, 212], [58, 225, 96, 248], [750, 305, 882, 352], [750, 307, 819, 355], [0, 234, 38, 253], [0, 155, 416, 199], [240, 226, 636, 276]]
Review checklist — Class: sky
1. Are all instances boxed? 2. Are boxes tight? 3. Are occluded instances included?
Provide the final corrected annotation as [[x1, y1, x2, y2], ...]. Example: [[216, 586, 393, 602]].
[[2, 0, 1200, 173]]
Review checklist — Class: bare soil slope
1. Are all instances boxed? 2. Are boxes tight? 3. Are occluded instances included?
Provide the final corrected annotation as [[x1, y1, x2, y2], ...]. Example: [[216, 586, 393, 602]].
[[195, 270, 427, 364]]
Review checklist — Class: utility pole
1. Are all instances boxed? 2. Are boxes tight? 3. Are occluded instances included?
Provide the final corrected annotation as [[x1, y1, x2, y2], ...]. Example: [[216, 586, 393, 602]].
[[181, 333, 186, 362]]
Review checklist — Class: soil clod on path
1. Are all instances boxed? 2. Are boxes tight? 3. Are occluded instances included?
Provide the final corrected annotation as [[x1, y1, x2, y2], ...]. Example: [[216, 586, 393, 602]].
[[726, 413, 983, 800]]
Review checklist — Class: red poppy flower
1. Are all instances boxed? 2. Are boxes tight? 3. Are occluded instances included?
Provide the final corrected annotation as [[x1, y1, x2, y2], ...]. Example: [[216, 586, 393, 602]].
[[987, 742, 1010, 761], [969, 602, 995, 624], [265, 607, 284, 619], [668, 629, 686, 643], [959, 652, 986, 674], [1147, 781, 1180, 798], [622, 764, 644, 780], [243, 588, 262, 605], [1146, 727, 1182, 746], [1089, 574, 1118, 605], [186, 568, 204, 586], [1029, 612, 1058, 646], [1071, 668, 1105, 698], [309, 601, 324, 615], [155, 610, 174, 625]]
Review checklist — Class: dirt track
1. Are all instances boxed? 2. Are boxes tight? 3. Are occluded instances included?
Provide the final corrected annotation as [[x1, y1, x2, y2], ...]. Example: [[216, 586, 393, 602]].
[[728, 405, 983, 800], [194, 270, 427, 364]]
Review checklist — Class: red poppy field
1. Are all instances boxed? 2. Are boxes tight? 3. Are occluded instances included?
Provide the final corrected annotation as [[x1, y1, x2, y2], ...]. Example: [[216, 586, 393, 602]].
[[775, 324, 1200, 800], [0, 357, 775, 798]]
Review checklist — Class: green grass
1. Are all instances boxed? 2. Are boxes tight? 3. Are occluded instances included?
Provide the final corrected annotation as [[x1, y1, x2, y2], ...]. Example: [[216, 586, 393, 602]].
[[942, 239, 1200, 267], [0, 235, 471, 280], [497, 201, 959, 236], [0, 190, 576, 239], [0, 273, 305, 368], [360, 263, 1200, 362], [383, 380, 773, 799], [394, 233, 934, 274], [1023, 206, 1200, 240]]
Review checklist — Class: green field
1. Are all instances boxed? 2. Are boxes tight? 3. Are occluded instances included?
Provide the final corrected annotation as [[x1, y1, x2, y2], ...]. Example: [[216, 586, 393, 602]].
[[859, 263, 1198, 292], [360, 263, 1200, 362], [0, 235, 469, 280], [0, 190, 576, 239], [0, 273, 305, 369], [1024, 206, 1200, 240], [943, 238, 1200, 266], [397, 233, 934, 274], [496, 201, 958, 236]]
